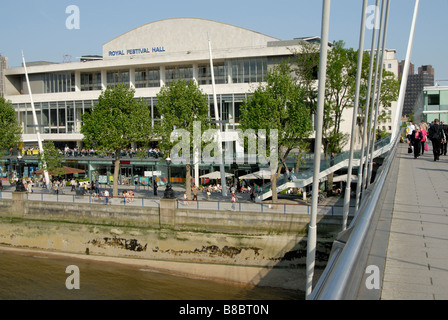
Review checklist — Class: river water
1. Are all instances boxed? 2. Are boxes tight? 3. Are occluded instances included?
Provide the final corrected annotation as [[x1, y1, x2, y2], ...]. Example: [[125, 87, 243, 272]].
[[0, 249, 302, 300]]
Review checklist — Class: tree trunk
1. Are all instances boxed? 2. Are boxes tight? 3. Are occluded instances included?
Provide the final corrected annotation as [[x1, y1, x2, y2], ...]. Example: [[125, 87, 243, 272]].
[[271, 173, 278, 203], [186, 164, 192, 200], [113, 150, 121, 197], [327, 172, 334, 194], [325, 151, 334, 193], [270, 163, 283, 203]]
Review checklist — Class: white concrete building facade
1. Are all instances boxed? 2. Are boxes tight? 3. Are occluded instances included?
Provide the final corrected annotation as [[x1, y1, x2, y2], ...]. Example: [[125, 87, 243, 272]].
[[4, 18, 315, 148], [2, 18, 399, 183]]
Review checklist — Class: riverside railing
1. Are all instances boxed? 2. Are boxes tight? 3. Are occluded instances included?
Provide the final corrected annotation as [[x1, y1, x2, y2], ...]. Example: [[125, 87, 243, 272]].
[[309, 130, 400, 300], [0, 191, 160, 208], [0, 190, 351, 216], [175, 199, 351, 216]]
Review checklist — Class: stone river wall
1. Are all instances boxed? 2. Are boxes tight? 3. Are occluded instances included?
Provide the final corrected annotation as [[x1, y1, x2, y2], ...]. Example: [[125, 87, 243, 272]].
[[0, 193, 342, 290]]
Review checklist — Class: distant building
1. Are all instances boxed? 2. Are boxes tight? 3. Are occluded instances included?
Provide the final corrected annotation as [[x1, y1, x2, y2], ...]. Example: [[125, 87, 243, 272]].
[[0, 55, 8, 96], [421, 86, 448, 124], [401, 63, 435, 117], [398, 60, 414, 80], [365, 49, 400, 134]]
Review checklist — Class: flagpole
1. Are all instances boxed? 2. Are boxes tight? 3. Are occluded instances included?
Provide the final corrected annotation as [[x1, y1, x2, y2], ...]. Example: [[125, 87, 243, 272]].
[[208, 33, 228, 197], [22, 51, 50, 189]]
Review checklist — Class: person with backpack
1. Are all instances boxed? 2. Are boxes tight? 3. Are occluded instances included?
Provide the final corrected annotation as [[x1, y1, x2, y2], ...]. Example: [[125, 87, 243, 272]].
[[406, 121, 415, 147], [428, 119, 444, 161]]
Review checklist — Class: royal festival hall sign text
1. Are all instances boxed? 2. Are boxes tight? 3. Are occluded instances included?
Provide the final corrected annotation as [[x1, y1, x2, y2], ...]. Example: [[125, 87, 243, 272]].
[[108, 47, 166, 57]]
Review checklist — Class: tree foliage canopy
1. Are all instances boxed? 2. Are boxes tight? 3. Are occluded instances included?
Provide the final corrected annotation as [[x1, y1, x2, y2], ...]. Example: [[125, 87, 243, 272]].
[[156, 79, 210, 156], [38, 141, 65, 178], [293, 40, 400, 155], [0, 96, 22, 153], [81, 84, 153, 153], [81, 84, 153, 196], [239, 61, 313, 202], [156, 79, 210, 199]]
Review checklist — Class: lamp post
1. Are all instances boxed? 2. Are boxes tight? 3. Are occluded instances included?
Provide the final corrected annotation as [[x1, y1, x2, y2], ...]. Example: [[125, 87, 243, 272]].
[[15, 156, 26, 192], [164, 157, 175, 199]]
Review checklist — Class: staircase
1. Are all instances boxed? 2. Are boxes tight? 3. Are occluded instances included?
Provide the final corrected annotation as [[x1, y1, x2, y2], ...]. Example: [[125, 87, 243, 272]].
[[256, 135, 393, 202]]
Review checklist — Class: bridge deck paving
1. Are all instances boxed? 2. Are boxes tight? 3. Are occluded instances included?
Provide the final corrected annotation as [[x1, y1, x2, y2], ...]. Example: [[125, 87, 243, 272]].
[[381, 144, 448, 300]]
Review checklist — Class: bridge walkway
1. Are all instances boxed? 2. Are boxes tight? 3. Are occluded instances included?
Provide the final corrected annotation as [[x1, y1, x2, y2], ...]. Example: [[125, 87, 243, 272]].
[[381, 143, 448, 300]]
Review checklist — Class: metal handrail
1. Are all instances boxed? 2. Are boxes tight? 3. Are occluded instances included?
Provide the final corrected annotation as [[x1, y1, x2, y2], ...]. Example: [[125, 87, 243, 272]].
[[309, 132, 400, 300]]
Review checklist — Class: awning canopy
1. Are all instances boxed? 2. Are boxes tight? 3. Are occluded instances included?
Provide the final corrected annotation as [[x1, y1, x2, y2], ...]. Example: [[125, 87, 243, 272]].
[[200, 171, 234, 180], [32, 167, 85, 176]]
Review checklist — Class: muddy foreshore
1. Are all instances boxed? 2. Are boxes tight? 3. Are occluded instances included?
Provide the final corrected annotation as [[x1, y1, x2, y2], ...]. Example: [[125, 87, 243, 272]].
[[0, 217, 329, 290]]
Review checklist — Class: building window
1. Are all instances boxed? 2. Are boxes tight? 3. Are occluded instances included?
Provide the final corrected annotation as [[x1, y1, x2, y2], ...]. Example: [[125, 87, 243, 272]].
[[44, 72, 75, 93], [428, 94, 440, 106], [165, 65, 193, 86], [135, 68, 160, 88], [198, 63, 227, 85], [226, 58, 267, 84], [81, 72, 102, 91], [107, 70, 130, 88]]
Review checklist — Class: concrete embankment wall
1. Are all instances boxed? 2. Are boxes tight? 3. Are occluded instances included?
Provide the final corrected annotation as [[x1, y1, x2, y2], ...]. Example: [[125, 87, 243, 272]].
[[0, 193, 342, 290]]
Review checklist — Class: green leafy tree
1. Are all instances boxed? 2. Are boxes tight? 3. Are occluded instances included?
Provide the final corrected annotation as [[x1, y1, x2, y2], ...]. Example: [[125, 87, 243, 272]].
[[156, 79, 210, 200], [239, 61, 313, 202], [38, 141, 65, 178], [293, 41, 400, 190], [81, 84, 153, 196], [0, 96, 22, 155]]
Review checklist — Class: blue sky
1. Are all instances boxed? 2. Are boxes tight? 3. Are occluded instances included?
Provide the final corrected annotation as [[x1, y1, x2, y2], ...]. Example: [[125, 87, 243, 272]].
[[1, 0, 447, 81]]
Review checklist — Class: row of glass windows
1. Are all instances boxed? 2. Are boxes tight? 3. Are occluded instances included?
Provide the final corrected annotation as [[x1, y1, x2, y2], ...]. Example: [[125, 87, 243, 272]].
[[81, 72, 102, 91], [135, 68, 160, 88], [16, 100, 96, 135], [106, 70, 130, 88], [31, 58, 269, 94], [44, 72, 76, 93], [198, 63, 227, 85], [14, 94, 250, 135]]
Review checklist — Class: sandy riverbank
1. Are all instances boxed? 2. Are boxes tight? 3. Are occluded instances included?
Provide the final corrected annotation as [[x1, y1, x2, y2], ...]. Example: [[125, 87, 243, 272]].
[[0, 245, 317, 291]]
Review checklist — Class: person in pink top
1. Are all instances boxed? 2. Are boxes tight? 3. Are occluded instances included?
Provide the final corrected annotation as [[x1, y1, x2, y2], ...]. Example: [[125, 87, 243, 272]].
[[420, 125, 428, 155]]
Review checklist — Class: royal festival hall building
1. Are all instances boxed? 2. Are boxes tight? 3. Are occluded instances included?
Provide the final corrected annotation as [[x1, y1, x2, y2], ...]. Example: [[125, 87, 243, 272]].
[[1, 18, 324, 184], [1, 18, 397, 187]]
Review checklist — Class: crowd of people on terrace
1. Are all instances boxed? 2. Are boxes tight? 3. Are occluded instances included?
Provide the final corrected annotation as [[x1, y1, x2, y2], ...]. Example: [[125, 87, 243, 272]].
[[21, 146, 162, 159]]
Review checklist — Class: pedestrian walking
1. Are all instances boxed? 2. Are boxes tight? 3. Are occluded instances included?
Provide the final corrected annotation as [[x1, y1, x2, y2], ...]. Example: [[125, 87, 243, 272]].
[[70, 178, 76, 192], [418, 124, 428, 155], [153, 179, 158, 196], [104, 189, 109, 205], [192, 185, 198, 201], [231, 193, 237, 211], [441, 122, 448, 156], [206, 186, 211, 200], [428, 119, 444, 161], [183, 191, 189, 206], [410, 125, 423, 159], [406, 121, 415, 147]]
